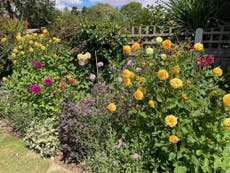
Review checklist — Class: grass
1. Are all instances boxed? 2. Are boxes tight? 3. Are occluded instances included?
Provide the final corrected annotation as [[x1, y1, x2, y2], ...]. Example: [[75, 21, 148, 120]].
[[0, 131, 72, 173]]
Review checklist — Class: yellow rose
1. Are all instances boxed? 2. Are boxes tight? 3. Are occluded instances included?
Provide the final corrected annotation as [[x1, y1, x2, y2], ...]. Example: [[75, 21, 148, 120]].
[[172, 67, 180, 75], [213, 67, 223, 77], [18, 45, 23, 50], [29, 40, 33, 45], [157, 69, 169, 80], [146, 47, 154, 55], [156, 37, 163, 43], [107, 103, 116, 112], [134, 89, 144, 100], [2, 77, 8, 82], [13, 49, 18, 53], [169, 135, 179, 144], [170, 78, 183, 89], [29, 47, 33, 52], [41, 46, 46, 50], [20, 51, 25, 55], [162, 39, 172, 49], [1, 37, 7, 43], [42, 29, 48, 34], [132, 42, 140, 51], [194, 43, 203, 52], [223, 94, 230, 107], [148, 100, 155, 108], [123, 77, 132, 87], [123, 45, 131, 55], [122, 69, 132, 78], [16, 34, 22, 41], [224, 118, 230, 131], [11, 53, 16, 58], [165, 115, 178, 127], [186, 80, 191, 85], [160, 54, 167, 60]]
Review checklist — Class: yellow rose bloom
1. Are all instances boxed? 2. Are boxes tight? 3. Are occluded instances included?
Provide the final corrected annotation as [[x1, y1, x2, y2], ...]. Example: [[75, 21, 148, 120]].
[[162, 39, 172, 49], [13, 49, 18, 53], [223, 94, 230, 107], [224, 118, 230, 131], [29, 47, 33, 52], [157, 69, 169, 80], [160, 54, 167, 60], [134, 89, 144, 100], [194, 43, 203, 52], [122, 69, 132, 78], [107, 103, 116, 112], [16, 34, 22, 41], [156, 37, 163, 43], [170, 78, 183, 89], [42, 29, 48, 34], [11, 53, 16, 58], [182, 93, 188, 100], [2, 77, 8, 82], [41, 46, 46, 50], [1, 37, 7, 43], [18, 45, 23, 50], [172, 67, 180, 75], [52, 54, 58, 59], [165, 115, 178, 127], [123, 45, 131, 55], [123, 77, 132, 87], [132, 42, 140, 51], [146, 47, 154, 55], [29, 40, 33, 45], [213, 67, 223, 77], [148, 100, 155, 108], [169, 135, 179, 144], [20, 51, 25, 55], [186, 80, 191, 85], [138, 87, 146, 94]]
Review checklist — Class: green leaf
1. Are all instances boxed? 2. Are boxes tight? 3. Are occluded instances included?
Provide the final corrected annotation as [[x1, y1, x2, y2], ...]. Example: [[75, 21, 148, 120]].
[[174, 166, 187, 173]]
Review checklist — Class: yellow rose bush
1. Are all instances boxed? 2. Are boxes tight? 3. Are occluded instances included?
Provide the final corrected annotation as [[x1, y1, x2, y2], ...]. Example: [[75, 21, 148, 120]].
[[101, 40, 229, 172]]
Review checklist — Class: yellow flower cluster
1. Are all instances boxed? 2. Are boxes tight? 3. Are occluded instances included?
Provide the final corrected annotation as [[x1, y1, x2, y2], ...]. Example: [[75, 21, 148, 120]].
[[223, 118, 230, 131], [1, 37, 8, 43], [165, 115, 178, 127], [122, 69, 135, 87], [77, 52, 91, 66]]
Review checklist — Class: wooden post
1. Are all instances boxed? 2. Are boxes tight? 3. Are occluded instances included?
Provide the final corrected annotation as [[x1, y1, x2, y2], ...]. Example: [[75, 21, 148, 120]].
[[195, 28, 203, 43]]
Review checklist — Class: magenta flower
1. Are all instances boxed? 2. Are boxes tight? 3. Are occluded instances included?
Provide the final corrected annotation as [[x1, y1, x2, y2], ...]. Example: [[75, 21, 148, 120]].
[[127, 60, 133, 66], [97, 62, 104, 68], [132, 153, 139, 159], [31, 61, 43, 68], [44, 78, 52, 86], [206, 54, 215, 64], [29, 84, 42, 94], [89, 74, 96, 81]]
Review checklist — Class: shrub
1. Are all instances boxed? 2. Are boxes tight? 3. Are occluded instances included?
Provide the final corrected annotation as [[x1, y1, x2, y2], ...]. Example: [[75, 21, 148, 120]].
[[24, 118, 60, 157], [86, 39, 230, 172]]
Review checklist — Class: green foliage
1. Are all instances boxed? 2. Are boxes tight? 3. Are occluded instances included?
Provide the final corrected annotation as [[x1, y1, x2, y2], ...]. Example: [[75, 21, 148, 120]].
[[24, 117, 60, 157], [2, 0, 56, 28], [73, 21, 127, 81], [81, 3, 124, 25], [165, 0, 230, 29]]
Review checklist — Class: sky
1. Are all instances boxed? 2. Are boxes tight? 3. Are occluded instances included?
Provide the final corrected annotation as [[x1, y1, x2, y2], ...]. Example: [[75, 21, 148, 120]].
[[55, 0, 160, 10]]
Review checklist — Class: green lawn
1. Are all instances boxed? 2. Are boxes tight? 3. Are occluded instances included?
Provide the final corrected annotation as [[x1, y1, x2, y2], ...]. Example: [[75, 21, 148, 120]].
[[0, 131, 72, 173]]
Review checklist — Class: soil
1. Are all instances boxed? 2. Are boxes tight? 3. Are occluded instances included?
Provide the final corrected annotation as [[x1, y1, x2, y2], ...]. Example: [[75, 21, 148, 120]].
[[0, 118, 91, 173]]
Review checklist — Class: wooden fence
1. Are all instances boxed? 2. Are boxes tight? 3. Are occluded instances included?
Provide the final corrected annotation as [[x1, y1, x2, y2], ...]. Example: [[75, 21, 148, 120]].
[[124, 25, 230, 70]]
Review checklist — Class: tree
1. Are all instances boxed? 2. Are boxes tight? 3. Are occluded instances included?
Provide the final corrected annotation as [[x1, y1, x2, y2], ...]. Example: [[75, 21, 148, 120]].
[[2, 0, 56, 28]]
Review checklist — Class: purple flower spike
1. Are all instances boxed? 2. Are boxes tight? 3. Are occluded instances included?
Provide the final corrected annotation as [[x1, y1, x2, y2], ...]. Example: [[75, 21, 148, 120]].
[[44, 78, 52, 86]]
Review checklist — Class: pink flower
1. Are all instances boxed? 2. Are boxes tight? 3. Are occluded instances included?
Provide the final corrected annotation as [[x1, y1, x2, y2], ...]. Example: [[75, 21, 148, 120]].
[[89, 74, 96, 81], [135, 67, 142, 72], [31, 61, 43, 68], [117, 77, 123, 83], [127, 60, 133, 66], [44, 78, 52, 86], [132, 153, 139, 159], [116, 139, 123, 149], [97, 62, 104, 68], [29, 84, 42, 94], [206, 54, 214, 65]]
